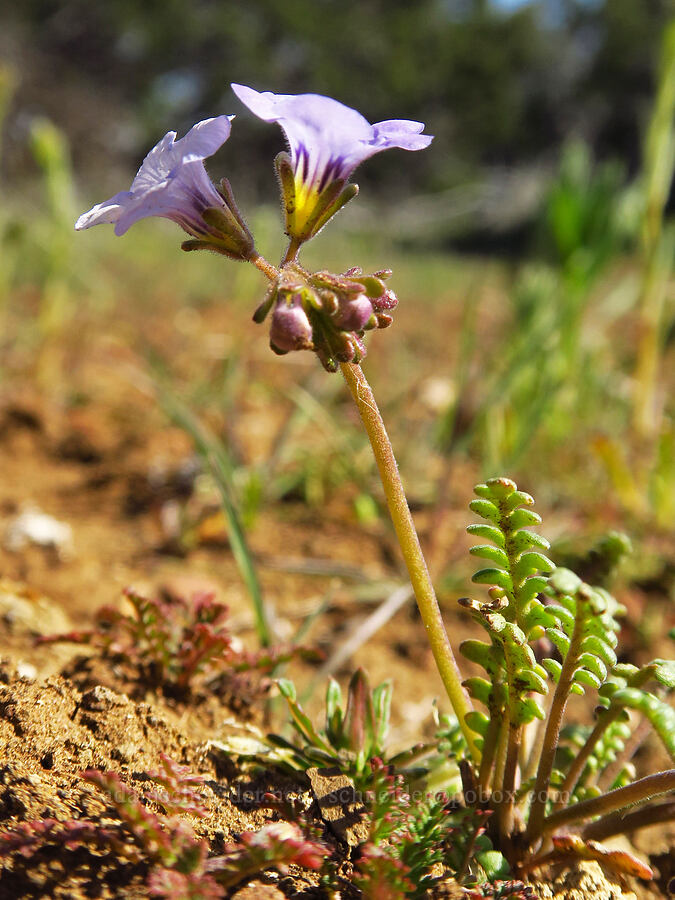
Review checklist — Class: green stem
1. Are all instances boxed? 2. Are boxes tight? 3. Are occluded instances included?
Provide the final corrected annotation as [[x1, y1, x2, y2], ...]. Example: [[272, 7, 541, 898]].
[[492, 714, 509, 796], [340, 361, 479, 761], [477, 712, 501, 797], [525, 608, 584, 846], [542, 769, 675, 833], [552, 715, 612, 813], [281, 237, 302, 266], [633, 21, 675, 437]]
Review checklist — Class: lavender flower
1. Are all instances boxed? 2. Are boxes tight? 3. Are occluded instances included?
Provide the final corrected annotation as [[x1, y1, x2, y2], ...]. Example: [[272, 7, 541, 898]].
[[231, 84, 432, 242], [75, 117, 254, 258]]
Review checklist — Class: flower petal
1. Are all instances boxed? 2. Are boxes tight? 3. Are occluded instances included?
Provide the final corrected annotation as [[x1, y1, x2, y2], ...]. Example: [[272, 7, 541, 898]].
[[132, 116, 232, 193], [371, 119, 433, 151], [231, 84, 432, 185], [75, 116, 233, 239], [75, 191, 133, 231]]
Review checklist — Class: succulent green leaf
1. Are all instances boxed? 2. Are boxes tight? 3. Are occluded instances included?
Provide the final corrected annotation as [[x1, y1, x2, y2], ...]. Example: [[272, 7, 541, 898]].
[[470, 544, 510, 567], [542, 658, 563, 682], [502, 490, 535, 511], [466, 523, 506, 547], [465, 711, 489, 736], [506, 508, 542, 529], [548, 567, 583, 596], [513, 551, 555, 582], [519, 575, 549, 604], [472, 568, 513, 592], [581, 635, 617, 668], [517, 696, 546, 722], [652, 659, 675, 689], [459, 639, 497, 669], [358, 275, 387, 298], [463, 677, 493, 706], [577, 653, 608, 682], [574, 668, 602, 689], [616, 663, 641, 682], [510, 529, 550, 552], [547, 604, 575, 631], [476, 850, 510, 880], [515, 668, 548, 694], [522, 603, 559, 634], [570, 683, 585, 696], [484, 477, 519, 498], [546, 627, 571, 656], [469, 498, 501, 523], [611, 687, 675, 761]]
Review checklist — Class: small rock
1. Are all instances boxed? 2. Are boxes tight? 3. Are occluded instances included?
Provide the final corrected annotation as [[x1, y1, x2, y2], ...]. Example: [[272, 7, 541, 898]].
[[534, 860, 637, 900], [307, 766, 369, 847], [4, 507, 74, 559], [231, 880, 285, 900], [16, 661, 37, 680]]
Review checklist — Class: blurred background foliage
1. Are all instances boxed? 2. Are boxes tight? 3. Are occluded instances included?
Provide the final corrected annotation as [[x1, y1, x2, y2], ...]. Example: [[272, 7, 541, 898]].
[[0, 0, 673, 595], [0, 0, 672, 229]]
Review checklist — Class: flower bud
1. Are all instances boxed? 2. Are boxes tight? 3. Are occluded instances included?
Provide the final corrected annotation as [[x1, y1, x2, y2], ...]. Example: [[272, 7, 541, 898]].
[[371, 288, 398, 312], [270, 293, 313, 353], [334, 293, 375, 332]]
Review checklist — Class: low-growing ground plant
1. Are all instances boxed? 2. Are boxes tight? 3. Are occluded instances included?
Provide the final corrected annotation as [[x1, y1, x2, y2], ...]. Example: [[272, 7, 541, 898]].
[[0, 754, 327, 898], [39, 587, 318, 698]]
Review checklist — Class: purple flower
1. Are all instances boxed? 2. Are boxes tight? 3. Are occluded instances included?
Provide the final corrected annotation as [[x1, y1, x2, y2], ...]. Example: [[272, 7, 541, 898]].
[[75, 117, 234, 240], [231, 84, 432, 241]]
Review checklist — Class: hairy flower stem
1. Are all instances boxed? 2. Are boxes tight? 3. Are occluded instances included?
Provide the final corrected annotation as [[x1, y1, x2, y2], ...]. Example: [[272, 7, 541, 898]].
[[525, 611, 585, 846], [251, 252, 280, 281], [281, 237, 302, 266], [542, 769, 675, 833], [340, 361, 479, 761], [581, 798, 675, 842]]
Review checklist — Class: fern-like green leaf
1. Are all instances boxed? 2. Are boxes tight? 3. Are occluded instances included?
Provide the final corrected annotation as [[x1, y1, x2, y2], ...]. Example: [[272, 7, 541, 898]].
[[611, 687, 675, 761]]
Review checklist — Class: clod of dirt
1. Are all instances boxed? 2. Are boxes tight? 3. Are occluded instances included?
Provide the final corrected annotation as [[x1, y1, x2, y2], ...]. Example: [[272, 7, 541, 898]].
[[533, 860, 638, 900]]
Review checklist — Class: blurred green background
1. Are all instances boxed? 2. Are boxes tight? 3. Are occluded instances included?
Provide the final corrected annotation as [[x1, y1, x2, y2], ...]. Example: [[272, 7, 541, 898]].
[[1, 0, 671, 232], [0, 0, 673, 590]]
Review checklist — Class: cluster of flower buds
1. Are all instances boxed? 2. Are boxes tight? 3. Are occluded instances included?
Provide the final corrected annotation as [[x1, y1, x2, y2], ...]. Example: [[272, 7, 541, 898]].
[[254, 264, 399, 371]]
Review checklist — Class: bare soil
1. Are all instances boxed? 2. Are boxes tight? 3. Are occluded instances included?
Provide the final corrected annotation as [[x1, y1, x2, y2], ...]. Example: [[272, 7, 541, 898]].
[[0, 290, 672, 898]]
